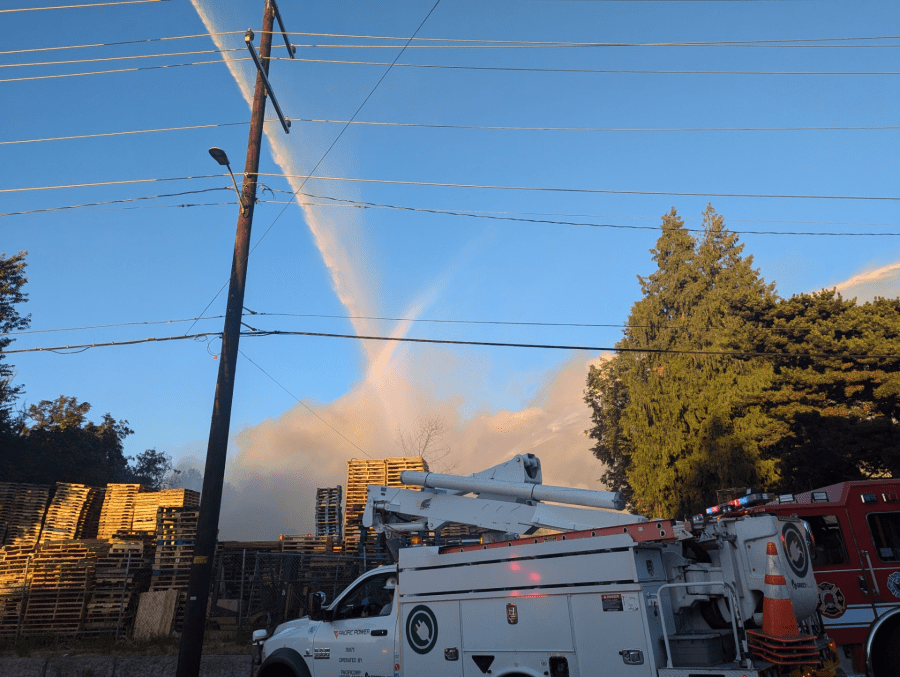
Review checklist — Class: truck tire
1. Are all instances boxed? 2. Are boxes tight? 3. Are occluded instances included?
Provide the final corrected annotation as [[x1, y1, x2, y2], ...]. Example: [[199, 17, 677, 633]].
[[257, 647, 312, 677], [867, 612, 900, 677]]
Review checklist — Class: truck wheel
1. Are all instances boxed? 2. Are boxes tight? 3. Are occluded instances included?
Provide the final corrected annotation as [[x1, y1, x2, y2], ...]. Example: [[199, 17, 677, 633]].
[[870, 619, 900, 677]]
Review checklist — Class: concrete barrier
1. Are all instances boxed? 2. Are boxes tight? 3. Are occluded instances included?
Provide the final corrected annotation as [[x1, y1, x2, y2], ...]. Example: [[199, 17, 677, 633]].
[[0, 654, 254, 677]]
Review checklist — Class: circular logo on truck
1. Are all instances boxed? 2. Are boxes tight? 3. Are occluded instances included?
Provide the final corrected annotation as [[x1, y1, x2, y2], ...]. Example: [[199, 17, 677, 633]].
[[781, 523, 809, 578], [817, 581, 846, 618], [406, 605, 438, 655]]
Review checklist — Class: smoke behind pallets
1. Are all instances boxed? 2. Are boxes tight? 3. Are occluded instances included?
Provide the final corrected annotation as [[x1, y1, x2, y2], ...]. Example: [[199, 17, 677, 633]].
[[219, 353, 611, 541]]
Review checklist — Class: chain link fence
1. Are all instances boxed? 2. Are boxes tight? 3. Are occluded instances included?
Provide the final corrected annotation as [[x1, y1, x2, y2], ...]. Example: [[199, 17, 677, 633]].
[[0, 548, 391, 641]]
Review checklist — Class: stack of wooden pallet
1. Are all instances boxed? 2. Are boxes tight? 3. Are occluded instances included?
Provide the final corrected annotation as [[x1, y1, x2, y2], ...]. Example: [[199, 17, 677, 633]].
[[131, 488, 200, 532], [0, 544, 35, 636], [149, 507, 197, 592], [343, 457, 426, 549], [149, 507, 198, 630], [280, 534, 342, 554], [83, 534, 154, 633], [40, 483, 103, 542], [96, 484, 142, 538], [0, 482, 51, 547], [22, 539, 108, 634], [315, 486, 342, 537]]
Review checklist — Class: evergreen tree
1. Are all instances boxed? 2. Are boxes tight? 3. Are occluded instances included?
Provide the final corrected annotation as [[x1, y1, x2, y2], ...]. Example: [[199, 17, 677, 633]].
[[586, 206, 778, 518], [748, 291, 900, 488], [0, 251, 30, 435]]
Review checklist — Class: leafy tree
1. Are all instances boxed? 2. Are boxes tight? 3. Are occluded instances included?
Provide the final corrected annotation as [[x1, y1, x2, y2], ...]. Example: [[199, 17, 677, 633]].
[[747, 291, 900, 488], [7, 396, 134, 486], [0, 251, 30, 434], [586, 206, 779, 518], [128, 448, 174, 490]]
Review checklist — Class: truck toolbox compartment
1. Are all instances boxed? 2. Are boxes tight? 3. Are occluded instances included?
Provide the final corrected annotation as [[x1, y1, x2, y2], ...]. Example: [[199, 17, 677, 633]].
[[668, 632, 736, 667]]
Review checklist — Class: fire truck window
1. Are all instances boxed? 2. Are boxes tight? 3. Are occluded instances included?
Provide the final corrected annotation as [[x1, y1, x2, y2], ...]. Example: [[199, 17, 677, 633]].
[[805, 515, 849, 566], [867, 513, 900, 562]]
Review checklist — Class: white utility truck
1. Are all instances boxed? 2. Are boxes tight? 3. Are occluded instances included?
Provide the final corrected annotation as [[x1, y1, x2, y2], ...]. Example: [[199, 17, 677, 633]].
[[253, 454, 838, 677]]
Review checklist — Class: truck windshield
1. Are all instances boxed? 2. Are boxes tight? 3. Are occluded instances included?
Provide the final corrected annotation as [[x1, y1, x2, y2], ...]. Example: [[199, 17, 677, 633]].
[[805, 514, 849, 566], [334, 573, 394, 621], [867, 512, 900, 562]]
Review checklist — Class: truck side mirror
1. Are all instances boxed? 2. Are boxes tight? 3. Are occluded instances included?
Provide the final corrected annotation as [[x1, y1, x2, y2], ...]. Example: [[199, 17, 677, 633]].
[[310, 590, 328, 621]]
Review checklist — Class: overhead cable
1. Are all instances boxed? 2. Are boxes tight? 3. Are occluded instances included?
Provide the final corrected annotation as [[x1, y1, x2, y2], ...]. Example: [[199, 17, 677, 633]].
[[276, 31, 900, 46], [238, 349, 373, 458], [256, 173, 900, 202], [7, 329, 899, 362], [7, 119, 897, 145], [0, 0, 167, 12], [0, 31, 243, 55], [277, 56, 900, 76], [1, 47, 240, 70], [281, 190, 900, 236], [0, 188, 230, 217], [5, 31, 896, 55], [0, 175, 220, 194], [0, 57, 242, 84], [8, 173, 897, 202]]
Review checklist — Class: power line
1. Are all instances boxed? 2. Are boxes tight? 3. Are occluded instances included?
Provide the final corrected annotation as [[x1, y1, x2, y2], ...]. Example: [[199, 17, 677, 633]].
[[0, 0, 167, 12], [6, 31, 895, 56], [0, 315, 224, 337], [1, 47, 240, 70], [9, 173, 898, 203], [0, 32, 243, 55], [238, 349, 373, 458], [257, 173, 900, 202], [6, 56, 898, 85], [0, 175, 220, 194], [277, 56, 900, 76], [7, 183, 899, 234], [7, 119, 897, 145], [278, 31, 900, 46], [0, 188, 231, 217], [3, 307, 890, 340], [279, 190, 900, 236], [7, 328, 898, 362], [0, 57, 242, 84]]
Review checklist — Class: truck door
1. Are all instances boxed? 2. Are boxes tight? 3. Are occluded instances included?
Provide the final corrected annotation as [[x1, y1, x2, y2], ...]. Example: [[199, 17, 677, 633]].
[[313, 571, 397, 677], [843, 492, 900, 616]]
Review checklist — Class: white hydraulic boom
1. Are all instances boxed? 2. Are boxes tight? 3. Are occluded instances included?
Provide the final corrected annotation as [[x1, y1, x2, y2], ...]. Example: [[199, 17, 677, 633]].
[[362, 454, 646, 548]]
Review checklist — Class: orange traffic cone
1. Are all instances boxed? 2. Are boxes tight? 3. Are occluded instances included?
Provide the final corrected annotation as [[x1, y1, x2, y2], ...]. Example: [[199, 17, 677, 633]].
[[761, 541, 799, 638]]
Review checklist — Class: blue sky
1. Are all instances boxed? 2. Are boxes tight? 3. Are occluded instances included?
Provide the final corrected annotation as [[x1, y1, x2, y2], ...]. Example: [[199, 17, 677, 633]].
[[2, 0, 899, 537]]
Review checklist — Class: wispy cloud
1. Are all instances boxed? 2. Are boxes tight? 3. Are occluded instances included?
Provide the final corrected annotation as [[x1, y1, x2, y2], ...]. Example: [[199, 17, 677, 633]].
[[830, 261, 900, 303]]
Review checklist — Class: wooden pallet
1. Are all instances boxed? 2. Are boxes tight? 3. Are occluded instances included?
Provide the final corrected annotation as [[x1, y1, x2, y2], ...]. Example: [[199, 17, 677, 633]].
[[0, 482, 51, 547], [344, 457, 425, 547], [40, 484, 100, 543], [131, 489, 200, 532], [96, 484, 142, 539], [280, 534, 343, 554]]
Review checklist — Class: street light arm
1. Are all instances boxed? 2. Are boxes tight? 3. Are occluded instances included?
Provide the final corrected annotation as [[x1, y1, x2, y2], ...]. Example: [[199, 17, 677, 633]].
[[225, 165, 248, 214]]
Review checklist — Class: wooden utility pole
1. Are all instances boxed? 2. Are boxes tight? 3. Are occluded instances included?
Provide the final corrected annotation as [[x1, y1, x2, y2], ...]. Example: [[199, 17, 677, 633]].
[[176, 1, 291, 674]]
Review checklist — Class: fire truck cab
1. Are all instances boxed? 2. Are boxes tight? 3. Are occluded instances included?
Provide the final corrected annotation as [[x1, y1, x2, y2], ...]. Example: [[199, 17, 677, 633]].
[[708, 480, 900, 677]]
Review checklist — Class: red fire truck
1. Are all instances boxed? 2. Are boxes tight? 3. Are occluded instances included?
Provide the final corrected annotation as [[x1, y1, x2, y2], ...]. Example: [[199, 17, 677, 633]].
[[700, 479, 900, 676]]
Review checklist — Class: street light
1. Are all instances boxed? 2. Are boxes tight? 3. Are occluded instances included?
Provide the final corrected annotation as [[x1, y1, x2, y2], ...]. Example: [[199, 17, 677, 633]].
[[209, 147, 248, 214]]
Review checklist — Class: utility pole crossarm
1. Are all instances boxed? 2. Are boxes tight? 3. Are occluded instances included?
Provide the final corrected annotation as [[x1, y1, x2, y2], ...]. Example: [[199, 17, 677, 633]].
[[245, 29, 291, 134]]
